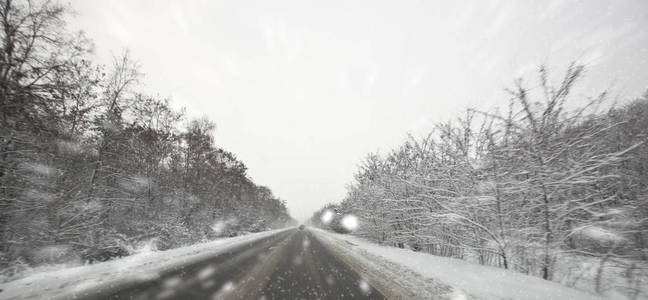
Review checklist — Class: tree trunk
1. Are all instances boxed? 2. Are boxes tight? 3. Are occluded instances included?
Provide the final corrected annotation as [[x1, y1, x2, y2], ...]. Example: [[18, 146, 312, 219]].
[[542, 184, 552, 280]]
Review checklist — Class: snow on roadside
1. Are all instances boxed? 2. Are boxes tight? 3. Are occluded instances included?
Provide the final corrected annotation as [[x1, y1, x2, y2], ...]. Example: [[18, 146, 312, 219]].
[[310, 227, 603, 300], [0, 228, 291, 300], [310, 228, 457, 300]]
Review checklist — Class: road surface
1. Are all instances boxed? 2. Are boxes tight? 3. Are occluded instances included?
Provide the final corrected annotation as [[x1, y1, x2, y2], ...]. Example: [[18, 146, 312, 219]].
[[79, 228, 387, 300]]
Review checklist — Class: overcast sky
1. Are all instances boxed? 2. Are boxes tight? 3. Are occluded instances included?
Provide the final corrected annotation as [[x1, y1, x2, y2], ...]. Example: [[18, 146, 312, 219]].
[[67, 0, 648, 221]]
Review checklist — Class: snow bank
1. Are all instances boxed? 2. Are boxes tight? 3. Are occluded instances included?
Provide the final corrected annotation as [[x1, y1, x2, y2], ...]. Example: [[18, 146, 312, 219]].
[[0, 228, 290, 300], [311, 228, 456, 300], [311, 228, 603, 300]]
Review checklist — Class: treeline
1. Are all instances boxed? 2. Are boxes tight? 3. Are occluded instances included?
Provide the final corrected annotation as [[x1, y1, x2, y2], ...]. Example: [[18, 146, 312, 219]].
[[312, 65, 648, 296], [0, 0, 292, 276]]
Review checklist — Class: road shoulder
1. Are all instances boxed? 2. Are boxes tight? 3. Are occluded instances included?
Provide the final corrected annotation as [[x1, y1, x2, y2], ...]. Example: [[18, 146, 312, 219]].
[[309, 228, 457, 300], [0, 228, 292, 300], [309, 227, 603, 300]]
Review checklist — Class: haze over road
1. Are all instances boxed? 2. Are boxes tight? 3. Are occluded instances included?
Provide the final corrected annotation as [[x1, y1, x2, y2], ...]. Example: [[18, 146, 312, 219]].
[[79, 228, 386, 300]]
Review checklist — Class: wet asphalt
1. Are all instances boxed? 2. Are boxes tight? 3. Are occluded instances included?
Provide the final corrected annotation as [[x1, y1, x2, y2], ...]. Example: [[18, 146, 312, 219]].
[[77, 228, 387, 300]]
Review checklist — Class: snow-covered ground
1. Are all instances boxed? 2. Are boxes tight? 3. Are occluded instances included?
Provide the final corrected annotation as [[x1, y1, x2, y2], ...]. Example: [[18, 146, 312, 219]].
[[310, 227, 604, 300], [0, 226, 618, 300], [0, 228, 290, 300]]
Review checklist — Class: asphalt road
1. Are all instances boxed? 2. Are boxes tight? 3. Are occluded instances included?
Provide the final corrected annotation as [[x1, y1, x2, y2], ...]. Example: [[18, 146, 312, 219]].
[[80, 228, 387, 300]]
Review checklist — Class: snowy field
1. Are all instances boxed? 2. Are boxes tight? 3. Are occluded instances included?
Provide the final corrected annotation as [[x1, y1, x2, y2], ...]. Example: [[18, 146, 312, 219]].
[[0, 228, 290, 300], [310, 227, 604, 300]]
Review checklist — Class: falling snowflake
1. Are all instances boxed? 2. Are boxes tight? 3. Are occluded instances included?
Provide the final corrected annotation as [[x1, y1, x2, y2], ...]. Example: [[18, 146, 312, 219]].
[[211, 281, 235, 299], [197, 265, 216, 280], [202, 279, 216, 289], [210, 217, 238, 235], [162, 276, 181, 288], [341, 214, 359, 231], [320, 209, 334, 224], [326, 275, 335, 286], [358, 279, 371, 295]]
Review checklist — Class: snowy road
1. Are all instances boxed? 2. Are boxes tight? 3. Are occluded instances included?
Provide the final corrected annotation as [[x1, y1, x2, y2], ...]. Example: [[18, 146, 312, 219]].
[[0, 227, 604, 300], [76, 229, 386, 300]]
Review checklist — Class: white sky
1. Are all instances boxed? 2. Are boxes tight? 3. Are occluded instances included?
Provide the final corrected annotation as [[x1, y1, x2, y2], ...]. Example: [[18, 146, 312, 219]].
[[67, 0, 648, 221]]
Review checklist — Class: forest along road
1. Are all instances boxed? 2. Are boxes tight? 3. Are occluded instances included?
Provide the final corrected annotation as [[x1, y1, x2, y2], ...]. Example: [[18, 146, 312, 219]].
[[80, 228, 387, 300]]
